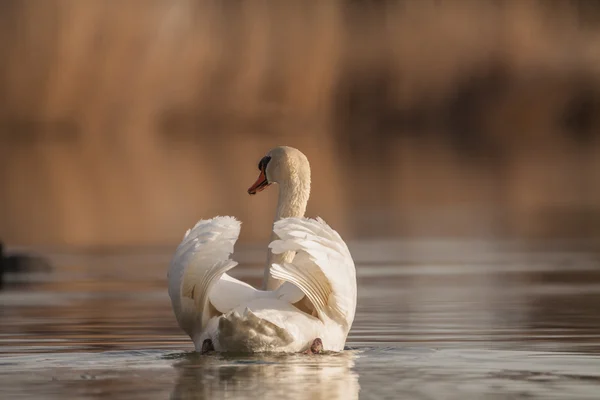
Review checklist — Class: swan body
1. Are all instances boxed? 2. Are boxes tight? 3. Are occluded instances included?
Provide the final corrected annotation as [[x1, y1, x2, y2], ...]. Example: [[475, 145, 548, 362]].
[[167, 146, 357, 353]]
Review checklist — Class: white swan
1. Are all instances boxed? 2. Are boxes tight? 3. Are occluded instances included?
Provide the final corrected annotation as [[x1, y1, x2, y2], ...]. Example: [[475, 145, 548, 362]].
[[167, 146, 357, 353]]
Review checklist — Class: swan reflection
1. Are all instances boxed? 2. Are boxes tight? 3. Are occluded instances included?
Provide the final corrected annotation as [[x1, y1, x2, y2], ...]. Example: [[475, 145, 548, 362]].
[[170, 351, 360, 400]]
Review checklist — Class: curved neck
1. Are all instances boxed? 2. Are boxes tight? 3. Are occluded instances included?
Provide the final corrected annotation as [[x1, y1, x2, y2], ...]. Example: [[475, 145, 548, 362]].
[[262, 174, 310, 290]]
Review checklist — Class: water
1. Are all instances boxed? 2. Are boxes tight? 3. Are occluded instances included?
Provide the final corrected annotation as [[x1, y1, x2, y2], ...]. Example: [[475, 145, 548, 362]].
[[1, 240, 600, 399]]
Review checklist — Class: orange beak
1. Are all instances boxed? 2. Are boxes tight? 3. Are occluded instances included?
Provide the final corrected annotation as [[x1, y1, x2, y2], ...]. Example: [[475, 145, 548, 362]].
[[248, 169, 271, 195]]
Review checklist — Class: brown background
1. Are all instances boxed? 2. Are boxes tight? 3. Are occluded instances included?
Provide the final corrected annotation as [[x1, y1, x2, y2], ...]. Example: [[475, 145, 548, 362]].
[[1, 0, 599, 248]]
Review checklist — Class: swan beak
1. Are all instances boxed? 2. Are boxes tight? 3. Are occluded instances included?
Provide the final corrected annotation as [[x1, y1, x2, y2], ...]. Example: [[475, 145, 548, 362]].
[[248, 170, 270, 195]]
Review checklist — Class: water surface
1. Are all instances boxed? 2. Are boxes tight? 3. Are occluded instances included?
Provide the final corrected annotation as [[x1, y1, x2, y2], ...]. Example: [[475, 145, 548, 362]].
[[1, 240, 600, 399]]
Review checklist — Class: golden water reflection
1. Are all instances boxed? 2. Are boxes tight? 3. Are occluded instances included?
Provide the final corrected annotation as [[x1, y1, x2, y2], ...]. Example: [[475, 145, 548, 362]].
[[171, 352, 359, 400]]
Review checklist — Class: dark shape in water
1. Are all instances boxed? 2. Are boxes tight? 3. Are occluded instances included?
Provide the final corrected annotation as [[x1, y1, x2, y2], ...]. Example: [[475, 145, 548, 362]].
[[201, 339, 215, 355], [0, 241, 53, 289]]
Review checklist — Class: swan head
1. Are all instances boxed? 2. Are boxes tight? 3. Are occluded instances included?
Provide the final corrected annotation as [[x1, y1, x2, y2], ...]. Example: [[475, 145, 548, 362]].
[[248, 146, 310, 195]]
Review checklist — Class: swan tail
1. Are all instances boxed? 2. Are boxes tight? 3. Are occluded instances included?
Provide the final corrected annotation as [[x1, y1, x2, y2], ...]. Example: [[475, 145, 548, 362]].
[[269, 217, 357, 326], [217, 308, 294, 352]]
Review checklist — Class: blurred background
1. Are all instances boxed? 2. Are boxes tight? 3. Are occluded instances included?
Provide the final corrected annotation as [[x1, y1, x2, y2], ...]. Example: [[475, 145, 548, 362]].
[[2, 5, 600, 397], [1, 0, 600, 249]]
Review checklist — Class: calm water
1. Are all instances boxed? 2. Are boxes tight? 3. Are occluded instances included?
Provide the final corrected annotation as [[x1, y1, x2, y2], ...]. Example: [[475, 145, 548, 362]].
[[1, 240, 600, 399]]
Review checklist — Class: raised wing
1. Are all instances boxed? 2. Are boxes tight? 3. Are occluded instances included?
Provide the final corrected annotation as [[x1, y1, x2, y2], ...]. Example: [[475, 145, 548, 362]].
[[268, 217, 357, 328], [167, 216, 240, 337]]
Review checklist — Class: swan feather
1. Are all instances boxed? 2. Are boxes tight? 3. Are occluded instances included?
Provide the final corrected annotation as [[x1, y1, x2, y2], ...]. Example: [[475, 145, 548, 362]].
[[269, 217, 357, 327], [168, 216, 241, 336]]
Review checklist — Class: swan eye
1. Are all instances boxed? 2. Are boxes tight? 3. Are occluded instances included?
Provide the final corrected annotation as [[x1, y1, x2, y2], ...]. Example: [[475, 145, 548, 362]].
[[258, 156, 271, 172]]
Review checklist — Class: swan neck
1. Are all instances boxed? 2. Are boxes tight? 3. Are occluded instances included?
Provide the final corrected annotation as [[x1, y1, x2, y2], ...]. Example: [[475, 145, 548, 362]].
[[275, 180, 309, 220], [262, 175, 310, 290]]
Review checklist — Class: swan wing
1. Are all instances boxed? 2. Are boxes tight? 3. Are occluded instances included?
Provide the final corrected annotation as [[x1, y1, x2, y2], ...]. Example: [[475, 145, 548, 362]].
[[268, 217, 357, 327], [209, 273, 262, 313], [167, 216, 241, 334], [210, 275, 306, 311]]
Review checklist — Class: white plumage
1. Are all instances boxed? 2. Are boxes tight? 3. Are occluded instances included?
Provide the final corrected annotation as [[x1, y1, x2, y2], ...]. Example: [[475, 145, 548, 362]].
[[167, 146, 357, 353]]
